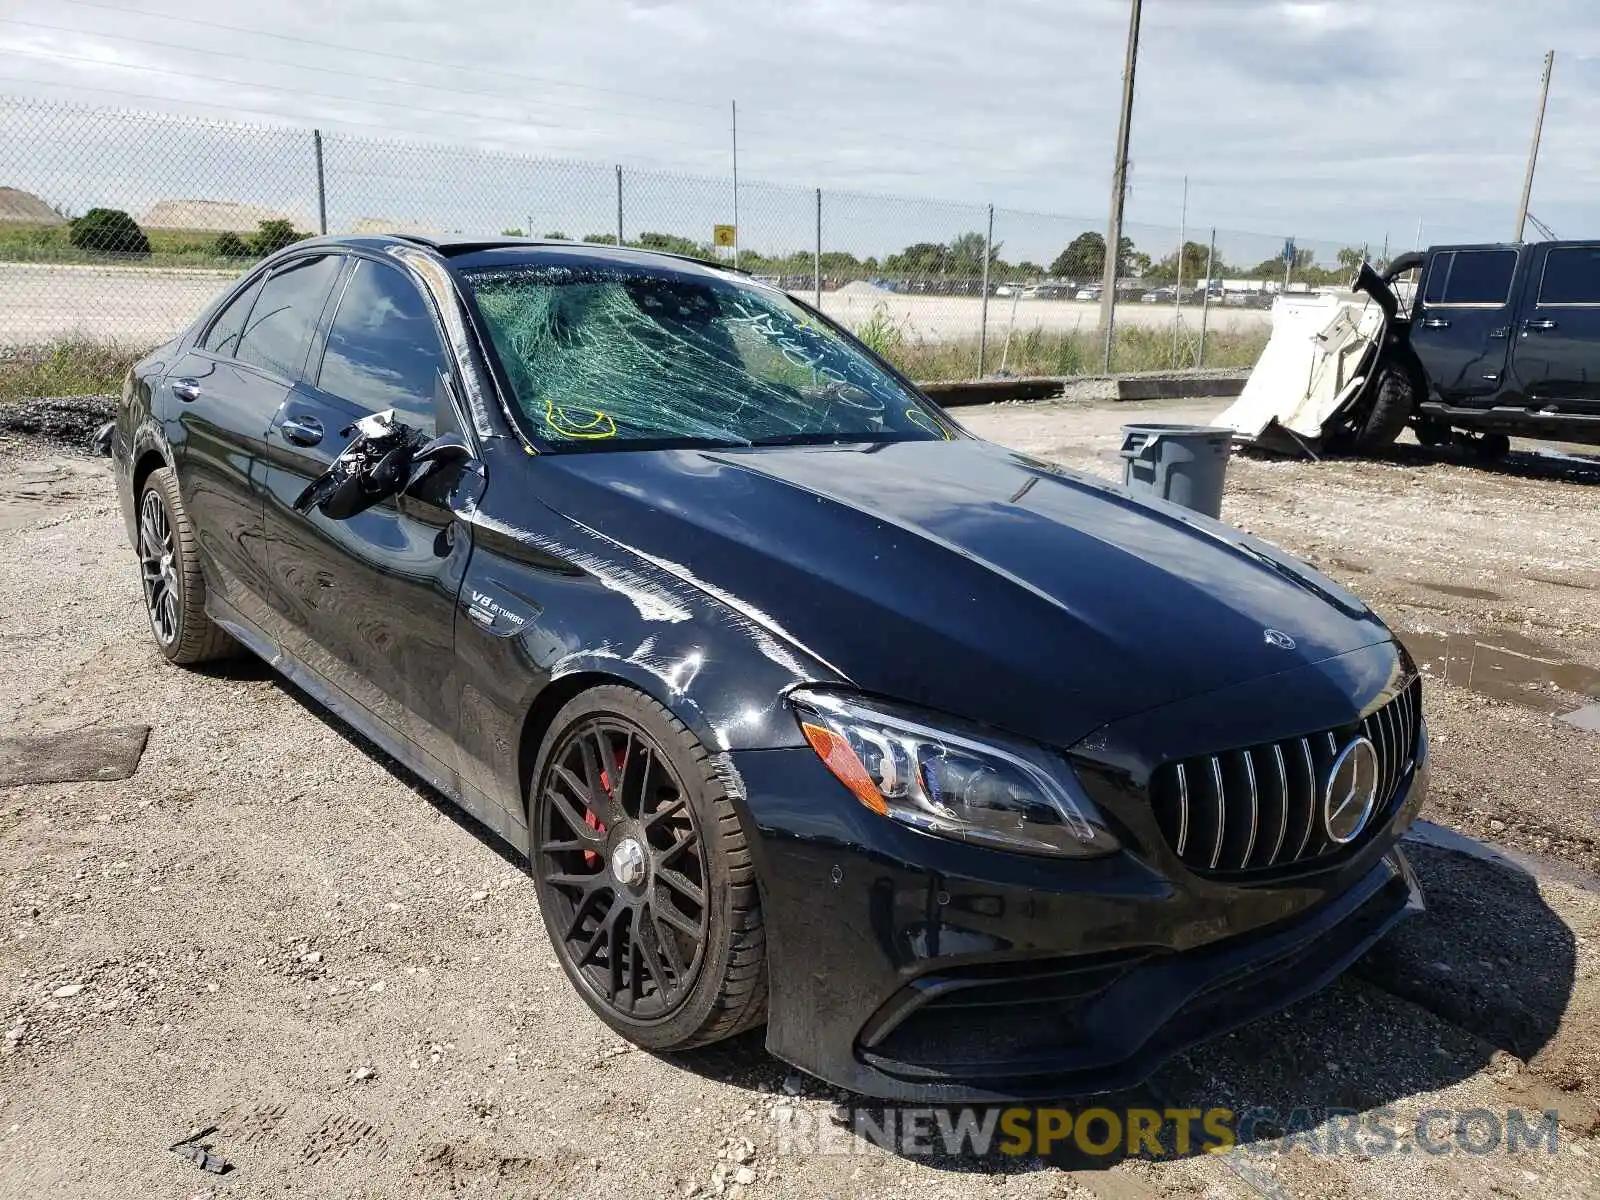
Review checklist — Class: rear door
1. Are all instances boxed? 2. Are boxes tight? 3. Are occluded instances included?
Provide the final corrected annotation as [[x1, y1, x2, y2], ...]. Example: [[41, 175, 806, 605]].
[[1409, 247, 1522, 402], [1507, 242, 1600, 412], [259, 254, 479, 771], [165, 255, 341, 629]]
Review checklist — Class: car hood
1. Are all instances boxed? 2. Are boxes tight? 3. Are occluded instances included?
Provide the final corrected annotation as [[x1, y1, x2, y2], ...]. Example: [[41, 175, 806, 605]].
[[532, 438, 1392, 748]]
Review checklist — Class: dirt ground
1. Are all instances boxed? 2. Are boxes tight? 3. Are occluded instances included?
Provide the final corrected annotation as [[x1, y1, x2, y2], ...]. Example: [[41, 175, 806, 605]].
[[2, 399, 1598, 1199]]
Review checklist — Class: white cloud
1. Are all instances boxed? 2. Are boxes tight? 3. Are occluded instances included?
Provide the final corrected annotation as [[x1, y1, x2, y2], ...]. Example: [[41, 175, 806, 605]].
[[0, 0, 1594, 259]]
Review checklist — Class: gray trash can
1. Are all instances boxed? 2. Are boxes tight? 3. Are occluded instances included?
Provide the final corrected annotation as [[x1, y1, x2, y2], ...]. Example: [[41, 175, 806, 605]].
[[1119, 424, 1233, 518]]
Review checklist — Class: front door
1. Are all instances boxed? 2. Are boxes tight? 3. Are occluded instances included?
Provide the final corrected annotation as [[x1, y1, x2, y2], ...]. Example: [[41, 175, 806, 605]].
[[259, 255, 479, 775], [1410, 247, 1521, 402], [1508, 242, 1600, 413]]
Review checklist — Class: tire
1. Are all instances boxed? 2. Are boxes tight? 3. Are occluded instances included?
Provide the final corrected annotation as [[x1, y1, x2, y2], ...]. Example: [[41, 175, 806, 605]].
[[1351, 361, 1418, 452], [529, 684, 767, 1050], [136, 468, 236, 665]]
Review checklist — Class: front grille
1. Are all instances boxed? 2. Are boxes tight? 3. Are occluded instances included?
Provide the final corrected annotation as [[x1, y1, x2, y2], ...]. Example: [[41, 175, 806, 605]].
[[1151, 679, 1422, 876]]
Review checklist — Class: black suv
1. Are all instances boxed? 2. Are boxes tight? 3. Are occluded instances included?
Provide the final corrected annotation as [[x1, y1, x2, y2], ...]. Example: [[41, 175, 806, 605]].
[[1357, 241, 1600, 456]]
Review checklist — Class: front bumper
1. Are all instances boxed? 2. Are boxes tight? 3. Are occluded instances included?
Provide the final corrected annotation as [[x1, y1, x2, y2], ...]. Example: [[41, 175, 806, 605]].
[[728, 651, 1428, 1103]]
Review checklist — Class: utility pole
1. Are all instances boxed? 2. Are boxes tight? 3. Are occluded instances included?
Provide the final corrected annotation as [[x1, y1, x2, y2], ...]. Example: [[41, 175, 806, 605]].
[[1172, 174, 1186, 367], [731, 100, 740, 269], [979, 203, 994, 376], [1099, 0, 1142, 371], [1514, 50, 1555, 243], [1197, 228, 1216, 368]]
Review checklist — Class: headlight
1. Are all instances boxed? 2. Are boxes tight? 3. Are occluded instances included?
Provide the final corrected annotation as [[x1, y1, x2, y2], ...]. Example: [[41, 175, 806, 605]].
[[790, 688, 1119, 859]]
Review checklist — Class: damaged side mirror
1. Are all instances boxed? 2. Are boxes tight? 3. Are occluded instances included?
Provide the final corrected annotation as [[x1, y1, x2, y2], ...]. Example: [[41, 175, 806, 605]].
[[293, 409, 426, 521]]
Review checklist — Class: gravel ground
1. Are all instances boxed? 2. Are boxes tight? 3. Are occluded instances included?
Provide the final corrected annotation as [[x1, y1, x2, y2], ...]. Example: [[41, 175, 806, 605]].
[[2, 399, 1598, 1199]]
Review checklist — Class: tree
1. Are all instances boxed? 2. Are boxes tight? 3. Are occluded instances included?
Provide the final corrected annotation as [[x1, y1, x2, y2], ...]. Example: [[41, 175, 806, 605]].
[[946, 230, 1002, 275], [541, 231, 570, 240], [212, 231, 252, 258], [1051, 232, 1104, 279], [636, 231, 714, 261], [68, 208, 150, 255], [1145, 241, 1217, 285], [250, 219, 307, 256], [1336, 246, 1367, 272], [1049, 232, 1140, 280], [885, 242, 950, 275], [581, 233, 618, 245], [500, 227, 525, 236]]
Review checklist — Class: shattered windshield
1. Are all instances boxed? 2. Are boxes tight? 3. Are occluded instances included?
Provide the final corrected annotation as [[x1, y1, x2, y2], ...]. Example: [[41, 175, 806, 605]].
[[461, 263, 950, 450]]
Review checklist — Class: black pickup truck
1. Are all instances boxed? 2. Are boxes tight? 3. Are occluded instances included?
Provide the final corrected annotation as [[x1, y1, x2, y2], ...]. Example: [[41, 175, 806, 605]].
[[1356, 241, 1600, 457]]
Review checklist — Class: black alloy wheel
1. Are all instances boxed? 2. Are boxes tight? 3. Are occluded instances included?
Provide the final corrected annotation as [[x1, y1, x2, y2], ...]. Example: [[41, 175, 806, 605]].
[[537, 716, 709, 1018], [530, 686, 767, 1050]]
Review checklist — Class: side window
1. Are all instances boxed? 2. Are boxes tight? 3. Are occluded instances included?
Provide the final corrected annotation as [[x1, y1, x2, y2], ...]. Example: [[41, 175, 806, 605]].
[[1438, 250, 1517, 305], [1422, 253, 1452, 305], [317, 259, 449, 434], [236, 255, 343, 381], [201, 276, 264, 356], [1537, 247, 1600, 306]]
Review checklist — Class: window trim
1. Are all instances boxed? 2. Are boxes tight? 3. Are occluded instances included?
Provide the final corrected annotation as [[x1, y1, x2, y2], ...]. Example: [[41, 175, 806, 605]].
[[196, 266, 269, 357], [1533, 244, 1600, 309], [1422, 247, 1519, 309], [309, 251, 461, 436], [206, 252, 346, 386]]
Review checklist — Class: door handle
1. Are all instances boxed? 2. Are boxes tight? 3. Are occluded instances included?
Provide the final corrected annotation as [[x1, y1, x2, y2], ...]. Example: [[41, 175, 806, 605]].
[[1488, 327, 1510, 339], [1420, 318, 1451, 329], [1524, 319, 1559, 331], [280, 416, 325, 447], [170, 378, 201, 402]]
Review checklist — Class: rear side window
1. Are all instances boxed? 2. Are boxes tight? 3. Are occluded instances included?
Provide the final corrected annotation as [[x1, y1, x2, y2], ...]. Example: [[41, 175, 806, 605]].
[[202, 276, 264, 356], [316, 259, 448, 433], [1427, 249, 1517, 306], [1537, 247, 1600, 305], [236, 255, 342, 381]]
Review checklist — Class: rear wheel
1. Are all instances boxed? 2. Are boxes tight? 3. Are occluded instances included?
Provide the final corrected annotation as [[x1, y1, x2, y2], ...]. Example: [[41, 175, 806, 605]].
[[137, 468, 236, 665], [529, 685, 767, 1050], [1350, 362, 1417, 451]]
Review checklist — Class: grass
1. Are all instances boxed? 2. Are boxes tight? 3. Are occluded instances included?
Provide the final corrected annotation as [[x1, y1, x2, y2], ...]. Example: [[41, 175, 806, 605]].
[[0, 340, 143, 404], [0, 220, 258, 271], [884, 324, 1270, 383]]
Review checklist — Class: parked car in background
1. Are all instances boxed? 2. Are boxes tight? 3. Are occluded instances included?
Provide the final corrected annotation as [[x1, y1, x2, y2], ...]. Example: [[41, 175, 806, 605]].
[[104, 235, 1427, 1102], [1142, 286, 1178, 304], [1023, 283, 1074, 300], [1075, 285, 1102, 302]]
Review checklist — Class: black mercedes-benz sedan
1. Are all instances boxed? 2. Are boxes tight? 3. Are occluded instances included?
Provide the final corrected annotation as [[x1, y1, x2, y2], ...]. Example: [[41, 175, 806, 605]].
[[106, 235, 1427, 1101]]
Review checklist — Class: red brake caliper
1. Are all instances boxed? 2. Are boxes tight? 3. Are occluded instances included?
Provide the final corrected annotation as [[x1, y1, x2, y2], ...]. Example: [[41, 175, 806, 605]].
[[584, 780, 607, 868], [583, 747, 627, 868]]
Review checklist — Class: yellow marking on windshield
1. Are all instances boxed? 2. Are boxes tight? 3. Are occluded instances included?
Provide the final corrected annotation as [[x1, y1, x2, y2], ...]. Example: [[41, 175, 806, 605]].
[[905, 408, 946, 438], [546, 402, 617, 439]]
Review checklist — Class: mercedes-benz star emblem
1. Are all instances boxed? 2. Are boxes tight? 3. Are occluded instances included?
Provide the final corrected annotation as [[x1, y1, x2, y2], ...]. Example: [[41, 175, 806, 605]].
[[1263, 628, 1296, 650], [1324, 736, 1381, 844]]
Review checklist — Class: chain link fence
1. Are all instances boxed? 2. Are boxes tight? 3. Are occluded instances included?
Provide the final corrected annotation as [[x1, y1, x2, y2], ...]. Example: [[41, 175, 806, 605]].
[[0, 94, 1381, 382]]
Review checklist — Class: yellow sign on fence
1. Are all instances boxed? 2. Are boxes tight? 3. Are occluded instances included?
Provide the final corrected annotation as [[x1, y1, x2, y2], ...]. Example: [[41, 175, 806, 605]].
[[713, 224, 736, 247]]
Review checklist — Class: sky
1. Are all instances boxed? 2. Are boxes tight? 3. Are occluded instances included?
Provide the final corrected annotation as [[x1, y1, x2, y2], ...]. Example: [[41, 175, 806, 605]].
[[0, 0, 1596, 266]]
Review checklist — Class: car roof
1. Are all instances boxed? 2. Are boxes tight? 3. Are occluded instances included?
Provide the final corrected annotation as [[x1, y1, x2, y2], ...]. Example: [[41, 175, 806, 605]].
[[290, 233, 749, 280]]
